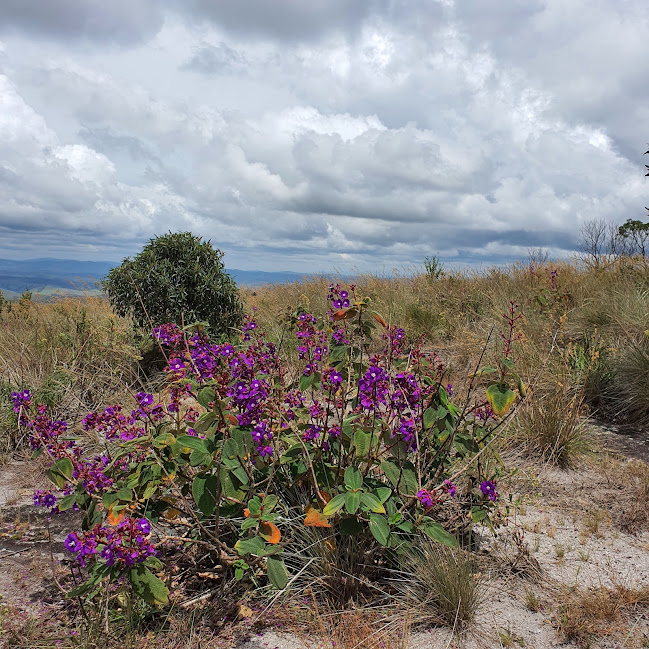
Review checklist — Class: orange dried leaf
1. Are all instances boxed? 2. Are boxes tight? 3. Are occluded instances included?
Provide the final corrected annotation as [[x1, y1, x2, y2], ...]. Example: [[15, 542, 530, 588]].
[[373, 314, 388, 328], [243, 508, 250, 518], [107, 504, 126, 526], [304, 505, 331, 528], [332, 309, 348, 321], [228, 413, 239, 425], [259, 521, 282, 544]]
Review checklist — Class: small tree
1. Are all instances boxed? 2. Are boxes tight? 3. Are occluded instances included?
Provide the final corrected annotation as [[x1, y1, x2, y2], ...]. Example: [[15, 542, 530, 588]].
[[104, 232, 243, 338]]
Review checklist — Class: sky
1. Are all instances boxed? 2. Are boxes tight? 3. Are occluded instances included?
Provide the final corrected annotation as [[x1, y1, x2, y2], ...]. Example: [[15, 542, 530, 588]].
[[0, 1, 647, 273]]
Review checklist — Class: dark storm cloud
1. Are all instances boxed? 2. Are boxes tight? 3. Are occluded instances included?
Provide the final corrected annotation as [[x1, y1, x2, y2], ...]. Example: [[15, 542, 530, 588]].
[[0, 0, 165, 44]]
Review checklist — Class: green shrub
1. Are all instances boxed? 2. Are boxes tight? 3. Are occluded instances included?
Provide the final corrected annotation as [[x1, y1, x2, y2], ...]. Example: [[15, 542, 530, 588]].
[[104, 232, 243, 338], [25, 284, 522, 609]]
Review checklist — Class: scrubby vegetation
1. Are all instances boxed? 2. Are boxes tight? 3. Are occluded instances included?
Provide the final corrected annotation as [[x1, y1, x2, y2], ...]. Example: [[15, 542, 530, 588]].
[[3, 254, 649, 647], [104, 231, 243, 339]]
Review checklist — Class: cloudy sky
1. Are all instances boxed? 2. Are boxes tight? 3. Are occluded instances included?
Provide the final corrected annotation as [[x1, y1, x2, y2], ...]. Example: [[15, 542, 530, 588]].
[[0, 1, 647, 272]]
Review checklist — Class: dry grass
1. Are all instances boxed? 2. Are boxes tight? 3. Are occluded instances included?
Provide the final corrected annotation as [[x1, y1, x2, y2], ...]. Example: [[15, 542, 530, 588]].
[[395, 542, 484, 633], [512, 381, 592, 467], [0, 294, 140, 453], [553, 584, 649, 646], [299, 593, 411, 649]]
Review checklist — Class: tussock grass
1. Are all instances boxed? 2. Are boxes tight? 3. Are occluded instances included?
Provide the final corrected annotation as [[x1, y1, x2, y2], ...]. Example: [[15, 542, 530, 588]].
[[512, 382, 591, 467], [395, 542, 483, 632]]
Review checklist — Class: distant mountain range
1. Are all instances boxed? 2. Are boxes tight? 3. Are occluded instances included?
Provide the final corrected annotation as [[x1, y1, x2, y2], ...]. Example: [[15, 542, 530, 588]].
[[0, 258, 311, 298]]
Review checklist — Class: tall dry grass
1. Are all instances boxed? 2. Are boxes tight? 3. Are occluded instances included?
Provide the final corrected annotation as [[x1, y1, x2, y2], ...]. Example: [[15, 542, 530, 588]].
[[0, 294, 140, 452]]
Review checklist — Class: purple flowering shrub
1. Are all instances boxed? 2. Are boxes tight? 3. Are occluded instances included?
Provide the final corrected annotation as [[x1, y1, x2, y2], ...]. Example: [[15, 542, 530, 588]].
[[18, 284, 525, 605]]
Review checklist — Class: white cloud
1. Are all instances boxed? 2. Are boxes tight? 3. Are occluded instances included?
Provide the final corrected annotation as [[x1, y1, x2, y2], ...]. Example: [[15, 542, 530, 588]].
[[0, 2, 646, 272]]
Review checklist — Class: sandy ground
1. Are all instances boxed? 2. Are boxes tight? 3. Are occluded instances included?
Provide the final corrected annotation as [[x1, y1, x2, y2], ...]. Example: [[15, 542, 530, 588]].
[[1, 425, 649, 648]]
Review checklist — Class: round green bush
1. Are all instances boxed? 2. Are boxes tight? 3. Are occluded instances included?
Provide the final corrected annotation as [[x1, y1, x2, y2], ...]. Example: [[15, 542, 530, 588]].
[[104, 232, 243, 338]]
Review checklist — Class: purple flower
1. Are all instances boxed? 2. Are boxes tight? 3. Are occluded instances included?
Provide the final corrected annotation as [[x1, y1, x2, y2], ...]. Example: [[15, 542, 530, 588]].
[[64, 532, 82, 553], [136, 518, 151, 535], [136, 392, 153, 406], [33, 489, 57, 509], [11, 389, 31, 413], [303, 425, 321, 442], [327, 425, 341, 439], [417, 489, 434, 508], [443, 480, 456, 497], [480, 480, 498, 502], [358, 364, 390, 410], [257, 445, 273, 458]]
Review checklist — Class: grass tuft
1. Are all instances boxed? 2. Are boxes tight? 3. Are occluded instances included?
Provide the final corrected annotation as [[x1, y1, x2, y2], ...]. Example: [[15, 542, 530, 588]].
[[395, 542, 483, 633]]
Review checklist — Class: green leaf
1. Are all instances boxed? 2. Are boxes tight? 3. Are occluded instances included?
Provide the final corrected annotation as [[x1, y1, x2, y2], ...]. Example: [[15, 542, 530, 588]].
[[102, 492, 119, 508], [344, 466, 363, 490], [368, 514, 390, 546], [263, 494, 278, 513], [194, 412, 217, 434], [423, 408, 437, 430], [486, 383, 516, 416], [299, 374, 314, 392], [144, 556, 163, 571], [47, 458, 74, 488], [116, 486, 133, 501], [502, 358, 515, 370], [219, 470, 244, 501], [354, 429, 372, 458], [471, 507, 487, 523], [422, 521, 458, 548], [192, 474, 218, 517], [222, 438, 240, 460], [345, 491, 361, 515], [266, 556, 289, 590], [66, 581, 93, 598], [396, 520, 416, 533], [241, 517, 258, 531], [280, 444, 303, 464], [322, 493, 346, 516], [153, 432, 176, 448], [360, 493, 385, 513], [517, 376, 527, 398], [189, 449, 212, 467], [176, 435, 209, 453], [58, 494, 77, 512], [381, 461, 401, 490], [128, 565, 169, 605], [247, 499, 262, 517], [401, 463, 418, 495], [234, 536, 265, 556], [197, 387, 215, 409], [232, 466, 249, 485], [374, 487, 392, 504], [55, 458, 74, 480]]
